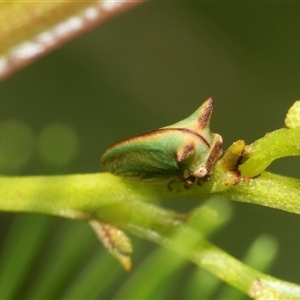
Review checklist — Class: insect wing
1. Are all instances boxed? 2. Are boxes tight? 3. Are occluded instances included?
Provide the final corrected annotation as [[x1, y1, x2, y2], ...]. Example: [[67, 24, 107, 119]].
[[102, 140, 179, 181]]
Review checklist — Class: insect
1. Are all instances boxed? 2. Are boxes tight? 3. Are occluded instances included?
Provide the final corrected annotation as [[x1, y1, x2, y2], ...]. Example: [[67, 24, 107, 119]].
[[101, 97, 223, 188]]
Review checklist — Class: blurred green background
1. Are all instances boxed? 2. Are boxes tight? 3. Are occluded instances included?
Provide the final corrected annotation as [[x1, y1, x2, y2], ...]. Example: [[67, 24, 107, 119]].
[[0, 2, 300, 299]]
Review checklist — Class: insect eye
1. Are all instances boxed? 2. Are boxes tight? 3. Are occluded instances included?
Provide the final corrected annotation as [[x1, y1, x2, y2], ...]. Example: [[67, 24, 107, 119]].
[[193, 166, 208, 178]]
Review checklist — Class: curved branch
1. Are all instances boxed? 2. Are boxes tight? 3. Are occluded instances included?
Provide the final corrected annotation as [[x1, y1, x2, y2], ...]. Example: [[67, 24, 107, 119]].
[[0, 1, 145, 81]]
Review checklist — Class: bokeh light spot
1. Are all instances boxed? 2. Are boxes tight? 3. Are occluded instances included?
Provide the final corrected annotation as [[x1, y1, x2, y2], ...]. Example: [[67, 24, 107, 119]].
[[38, 123, 79, 166]]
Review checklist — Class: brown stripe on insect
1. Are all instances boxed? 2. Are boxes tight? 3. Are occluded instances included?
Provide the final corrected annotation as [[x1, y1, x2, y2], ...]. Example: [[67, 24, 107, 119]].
[[177, 143, 195, 162], [198, 97, 214, 130], [113, 128, 210, 149], [178, 128, 210, 148], [102, 120, 212, 159], [203, 133, 223, 175]]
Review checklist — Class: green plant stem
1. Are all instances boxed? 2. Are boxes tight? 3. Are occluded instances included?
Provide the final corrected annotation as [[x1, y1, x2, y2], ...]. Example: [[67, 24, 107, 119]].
[[228, 171, 300, 214], [239, 128, 300, 177], [100, 198, 300, 299], [0, 168, 299, 218], [0, 172, 299, 297]]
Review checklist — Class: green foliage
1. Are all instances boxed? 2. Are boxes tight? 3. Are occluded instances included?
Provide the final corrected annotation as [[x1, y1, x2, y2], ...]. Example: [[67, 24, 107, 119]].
[[1, 2, 300, 299]]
